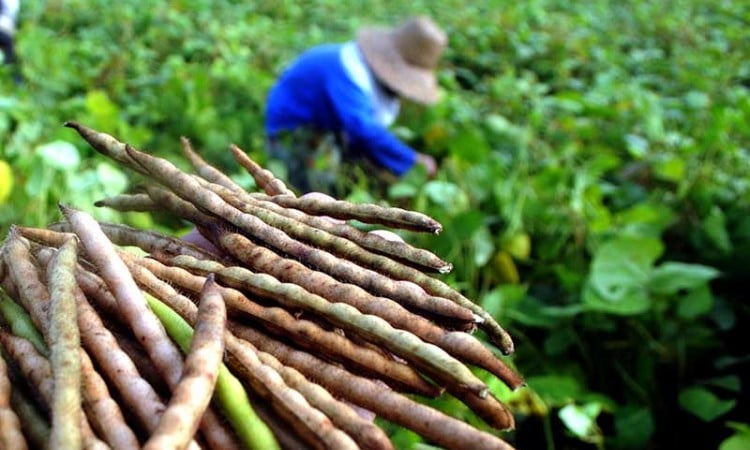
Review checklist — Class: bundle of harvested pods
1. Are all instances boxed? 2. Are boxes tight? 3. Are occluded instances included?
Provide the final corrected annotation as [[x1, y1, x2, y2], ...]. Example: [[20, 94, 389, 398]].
[[0, 122, 525, 450]]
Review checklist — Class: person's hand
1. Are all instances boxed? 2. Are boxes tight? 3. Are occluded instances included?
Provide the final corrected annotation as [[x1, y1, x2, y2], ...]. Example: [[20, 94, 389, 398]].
[[415, 153, 437, 178]]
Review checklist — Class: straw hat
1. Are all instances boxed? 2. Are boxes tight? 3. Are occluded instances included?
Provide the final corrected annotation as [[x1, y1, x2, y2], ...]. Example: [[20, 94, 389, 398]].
[[357, 16, 447, 105]]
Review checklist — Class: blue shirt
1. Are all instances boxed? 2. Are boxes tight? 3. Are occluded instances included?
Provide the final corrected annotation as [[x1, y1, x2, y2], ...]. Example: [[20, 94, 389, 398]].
[[265, 43, 418, 176]]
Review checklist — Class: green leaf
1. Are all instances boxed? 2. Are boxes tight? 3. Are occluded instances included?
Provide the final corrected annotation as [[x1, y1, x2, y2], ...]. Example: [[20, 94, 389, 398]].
[[583, 236, 663, 315], [653, 155, 686, 183], [677, 284, 714, 319], [480, 284, 527, 318], [85, 90, 120, 132], [423, 180, 469, 212], [590, 236, 663, 299], [95, 161, 129, 196], [614, 202, 675, 237], [684, 90, 711, 109], [613, 404, 655, 449], [582, 283, 651, 315], [625, 134, 649, 159], [544, 328, 577, 356], [527, 375, 583, 406], [559, 403, 603, 443], [36, 141, 81, 171], [704, 206, 732, 254], [678, 386, 736, 422], [449, 127, 489, 164], [720, 434, 750, 450], [388, 181, 418, 200], [706, 375, 742, 393], [472, 227, 495, 267], [650, 262, 720, 295]]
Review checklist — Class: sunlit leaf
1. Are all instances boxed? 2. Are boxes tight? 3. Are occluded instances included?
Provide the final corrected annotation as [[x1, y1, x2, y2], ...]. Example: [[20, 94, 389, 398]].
[[625, 134, 649, 159], [653, 155, 686, 183], [650, 262, 720, 295], [423, 180, 469, 212], [559, 403, 603, 443], [472, 226, 495, 267], [449, 127, 489, 164], [96, 161, 129, 196], [36, 141, 81, 171], [583, 236, 662, 315]]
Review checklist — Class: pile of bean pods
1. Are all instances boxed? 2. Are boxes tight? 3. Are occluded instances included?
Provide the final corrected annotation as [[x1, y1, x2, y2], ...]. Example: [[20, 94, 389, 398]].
[[0, 122, 524, 450]]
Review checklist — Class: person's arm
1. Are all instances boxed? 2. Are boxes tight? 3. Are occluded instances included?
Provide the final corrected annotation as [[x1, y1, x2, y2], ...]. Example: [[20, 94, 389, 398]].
[[327, 77, 421, 176]]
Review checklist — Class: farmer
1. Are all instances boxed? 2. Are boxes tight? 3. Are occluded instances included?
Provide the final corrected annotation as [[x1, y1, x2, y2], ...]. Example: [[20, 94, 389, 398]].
[[0, 0, 18, 66], [0, 0, 21, 84], [264, 16, 446, 195]]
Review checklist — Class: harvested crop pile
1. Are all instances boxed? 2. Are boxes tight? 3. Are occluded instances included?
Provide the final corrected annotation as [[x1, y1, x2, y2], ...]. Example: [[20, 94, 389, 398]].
[[0, 122, 524, 450]]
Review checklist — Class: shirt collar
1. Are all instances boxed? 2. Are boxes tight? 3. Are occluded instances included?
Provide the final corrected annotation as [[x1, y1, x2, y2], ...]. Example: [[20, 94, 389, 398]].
[[340, 41, 400, 127]]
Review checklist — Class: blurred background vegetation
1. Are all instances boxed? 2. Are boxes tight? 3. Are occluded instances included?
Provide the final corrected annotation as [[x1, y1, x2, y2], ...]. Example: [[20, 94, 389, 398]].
[[1, 1, 749, 449]]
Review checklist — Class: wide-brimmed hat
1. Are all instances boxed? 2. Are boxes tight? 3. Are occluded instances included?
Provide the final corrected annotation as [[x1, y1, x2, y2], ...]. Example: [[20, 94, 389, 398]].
[[357, 16, 447, 105]]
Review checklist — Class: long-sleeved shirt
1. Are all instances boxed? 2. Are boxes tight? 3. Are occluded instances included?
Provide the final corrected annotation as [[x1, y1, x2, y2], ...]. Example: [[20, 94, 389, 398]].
[[265, 42, 418, 176], [0, 0, 20, 35]]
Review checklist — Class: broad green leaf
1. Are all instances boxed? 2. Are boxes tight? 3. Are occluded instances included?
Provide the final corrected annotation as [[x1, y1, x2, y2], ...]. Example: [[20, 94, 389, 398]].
[[624, 134, 649, 159], [448, 210, 484, 241], [449, 127, 489, 164], [85, 90, 120, 132], [559, 403, 603, 443], [582, 283, 651, 315], [36, 141, 81, 171], [472, 226, 495, 267], [678, 386, 736, 422], [720, 434, 750, 450], [613, 404, 655, 449], [653, 155, 686, 183], [526, 375, 583, 406], [677, 285, 714, 319], [614, 202, 675, 237], [650, 262, 720, 295], [684, 90, 711, 109], [480, 284, 527, 318], [423, 180, 469, 212], [388, 181, 418, 200], [590, 236, 663, 298], [584, 236, 662, 315], [96, 161, 129, 196]]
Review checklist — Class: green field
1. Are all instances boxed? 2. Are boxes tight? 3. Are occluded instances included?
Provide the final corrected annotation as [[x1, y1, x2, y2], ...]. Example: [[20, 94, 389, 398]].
[[1, 1, 749, 449]]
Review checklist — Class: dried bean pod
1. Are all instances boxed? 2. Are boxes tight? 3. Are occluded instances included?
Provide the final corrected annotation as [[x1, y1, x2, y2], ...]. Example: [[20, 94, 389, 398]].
[[230, 143, 295, 196], [171, 255, 489, 397], [0, 353, 28, 450], [232, 324, 515, 450], [131, 253, 439, 397], [252, 192, 442, 234], [121, 144, 470, 323], [255, 349, 394, 450], [93, 193, 156, 212], [46, 237, 84, 450], [182, 137, 248, 195]]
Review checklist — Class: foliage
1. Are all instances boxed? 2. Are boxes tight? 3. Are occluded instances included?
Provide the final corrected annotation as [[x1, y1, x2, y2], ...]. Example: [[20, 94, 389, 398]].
[[1, 1, 749, 449]]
